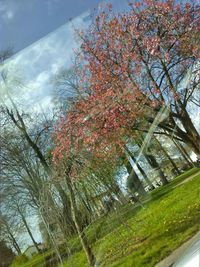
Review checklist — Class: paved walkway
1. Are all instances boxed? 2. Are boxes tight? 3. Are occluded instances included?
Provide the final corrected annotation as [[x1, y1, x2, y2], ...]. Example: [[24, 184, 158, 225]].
[[155, 171, 200, 267], [173, 170, 200, 188], [155, 231, 200, 267]]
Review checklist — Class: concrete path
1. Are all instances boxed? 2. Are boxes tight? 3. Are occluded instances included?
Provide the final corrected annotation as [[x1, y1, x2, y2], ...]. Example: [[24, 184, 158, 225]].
[[173, 170, 200, 188], [155, 231, 200, 267]]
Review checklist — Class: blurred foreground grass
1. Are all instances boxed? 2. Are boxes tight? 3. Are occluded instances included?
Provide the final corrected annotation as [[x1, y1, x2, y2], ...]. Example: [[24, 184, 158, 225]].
[[13, 167, 200, 267]]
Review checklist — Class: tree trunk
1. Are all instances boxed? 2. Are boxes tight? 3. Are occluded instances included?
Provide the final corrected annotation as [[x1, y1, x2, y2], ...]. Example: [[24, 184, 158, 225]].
[[18, 207, 41, 253], [131, 154, 155, 189], [178, 141, 194, 164], [8, 230, 21, 255], [126, 161, 147, 196], [137, 139, 168, 185], [172, 140, 194, 167], [82, 186, 97, 217], [111, 183, 128, 204], [12, 239, 21, 255], [179, 109, 200, 158], [55, 184, 77, 235], [144, 153, 168, 185], [65, 174, 96, 267], [6, 108, 76, 233], [153, 136, 181, 175], [158, 60, 200, 157], [125, 146, 155, 189]]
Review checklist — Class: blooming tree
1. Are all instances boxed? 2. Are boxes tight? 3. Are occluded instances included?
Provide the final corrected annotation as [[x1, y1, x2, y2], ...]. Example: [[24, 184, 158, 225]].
[[52, 2, 200, 263], [80, 0, 199, 151], [53, 0, 200, 162]]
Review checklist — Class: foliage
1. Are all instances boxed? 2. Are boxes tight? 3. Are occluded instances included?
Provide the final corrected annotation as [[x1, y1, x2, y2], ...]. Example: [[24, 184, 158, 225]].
[[52, 0, 200, 164]]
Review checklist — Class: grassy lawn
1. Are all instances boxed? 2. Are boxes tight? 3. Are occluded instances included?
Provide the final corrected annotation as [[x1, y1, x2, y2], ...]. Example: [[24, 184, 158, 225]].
[[11, 249, 56, 267], [14, 167, 200, 267], [62, 167, 200, 267]]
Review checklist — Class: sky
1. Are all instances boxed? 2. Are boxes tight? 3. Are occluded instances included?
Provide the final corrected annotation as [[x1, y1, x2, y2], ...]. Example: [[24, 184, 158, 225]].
[[1, 11, 92, 112], [1, 0, 127, 53], [0, 0, 102, 53], [0, 0, 127, 112]]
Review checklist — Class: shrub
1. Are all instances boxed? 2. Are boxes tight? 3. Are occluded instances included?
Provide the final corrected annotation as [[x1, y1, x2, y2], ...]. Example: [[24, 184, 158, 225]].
[[11, 254, 29, 266]]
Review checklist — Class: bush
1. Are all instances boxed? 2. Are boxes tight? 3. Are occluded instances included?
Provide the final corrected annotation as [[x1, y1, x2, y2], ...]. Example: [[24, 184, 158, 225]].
[[11, 254, 29, 266]]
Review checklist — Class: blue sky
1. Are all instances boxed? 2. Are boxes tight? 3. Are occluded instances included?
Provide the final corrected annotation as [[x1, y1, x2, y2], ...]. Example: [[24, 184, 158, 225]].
[[0, 0, 102, 53], [2, 11, 91, 112], [1, 0, 128, 112], [0, 0, 127, 53]]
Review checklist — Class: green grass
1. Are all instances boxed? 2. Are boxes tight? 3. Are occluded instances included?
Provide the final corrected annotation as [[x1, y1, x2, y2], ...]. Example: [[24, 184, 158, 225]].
[[150, 167, 200, 200], [11, 249, 54, 267], [62, 167, 200, 267], [14, 167, 200, 267]]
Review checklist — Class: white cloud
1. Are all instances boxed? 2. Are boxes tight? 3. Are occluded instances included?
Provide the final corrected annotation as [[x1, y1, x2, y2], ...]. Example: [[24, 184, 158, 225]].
[[2, 11, 90, 112], [3, 10, 13, 20], [0, 1, 15, 21], [32, 95, 54, 114]]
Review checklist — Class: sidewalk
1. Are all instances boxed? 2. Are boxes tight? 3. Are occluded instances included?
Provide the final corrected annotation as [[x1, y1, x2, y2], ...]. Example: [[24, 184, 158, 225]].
[[155, 231, 200, 267]]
